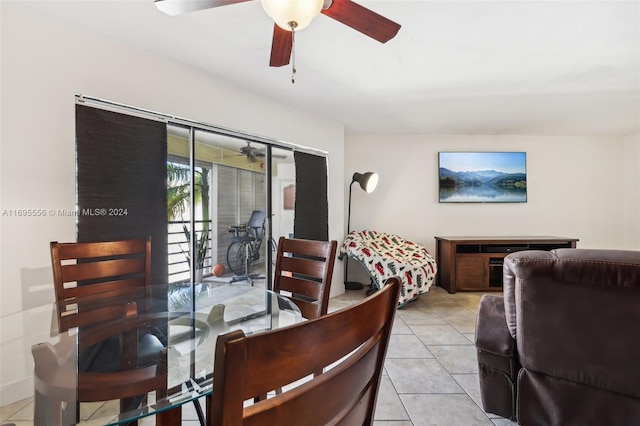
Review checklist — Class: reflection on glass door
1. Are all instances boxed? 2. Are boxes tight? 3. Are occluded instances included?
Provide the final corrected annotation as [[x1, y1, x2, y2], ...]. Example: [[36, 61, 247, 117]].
[[271, 146, 296, 242], [167, 158, 212, 283], [167, 126, 217, 284]]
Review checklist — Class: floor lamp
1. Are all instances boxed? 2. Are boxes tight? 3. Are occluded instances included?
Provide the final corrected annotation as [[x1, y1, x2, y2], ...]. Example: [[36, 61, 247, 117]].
[[344, 171, 379, 290]]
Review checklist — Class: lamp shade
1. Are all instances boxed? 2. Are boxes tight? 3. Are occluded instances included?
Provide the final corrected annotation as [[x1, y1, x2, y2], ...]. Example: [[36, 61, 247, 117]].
[[260, 0, 323, 31], [352, 172, 379, 193]]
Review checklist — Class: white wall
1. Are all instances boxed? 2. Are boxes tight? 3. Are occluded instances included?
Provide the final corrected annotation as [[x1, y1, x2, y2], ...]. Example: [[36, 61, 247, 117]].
[[623, 133, 640, 248], [345, 134, 639, 274], [0, 2, 345, 404], [273, 163, 296, 240]]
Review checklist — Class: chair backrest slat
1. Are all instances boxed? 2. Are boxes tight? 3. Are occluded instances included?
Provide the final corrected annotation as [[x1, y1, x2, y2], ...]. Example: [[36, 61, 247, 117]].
[[55, 239, 148, 259], [60, 258, 146, 282], [60, 304, 129, 333], [273, 237, 338, 319], [209, 278, 401, 426], [62, 278, 146, 299], [278, 256, 326, 278], [277, 275, 323, 299]]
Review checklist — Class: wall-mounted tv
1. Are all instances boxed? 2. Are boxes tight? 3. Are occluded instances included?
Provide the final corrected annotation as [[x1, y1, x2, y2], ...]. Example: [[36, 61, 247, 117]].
[[439, 152, 527, 203]]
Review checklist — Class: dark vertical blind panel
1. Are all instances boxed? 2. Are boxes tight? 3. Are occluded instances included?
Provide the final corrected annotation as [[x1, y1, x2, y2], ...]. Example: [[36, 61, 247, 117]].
[[76, 105, 168, 284], [293, 151, 328, 241]]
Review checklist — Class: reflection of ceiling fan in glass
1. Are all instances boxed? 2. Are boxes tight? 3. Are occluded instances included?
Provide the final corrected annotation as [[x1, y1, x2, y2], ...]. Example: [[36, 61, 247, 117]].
[[239, 141, 287, 163]]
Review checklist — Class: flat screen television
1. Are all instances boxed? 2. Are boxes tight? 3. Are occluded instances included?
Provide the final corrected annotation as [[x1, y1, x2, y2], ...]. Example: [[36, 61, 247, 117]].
[[438, 152, 527, 203]]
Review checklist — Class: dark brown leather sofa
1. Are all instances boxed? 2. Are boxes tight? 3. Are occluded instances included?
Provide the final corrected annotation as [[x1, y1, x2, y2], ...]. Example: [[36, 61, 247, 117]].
[[475, 249, 640, 425]]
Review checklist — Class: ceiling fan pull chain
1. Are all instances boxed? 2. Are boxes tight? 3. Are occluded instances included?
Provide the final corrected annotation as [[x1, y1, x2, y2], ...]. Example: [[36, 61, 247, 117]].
[[289, 21, 297, 84]]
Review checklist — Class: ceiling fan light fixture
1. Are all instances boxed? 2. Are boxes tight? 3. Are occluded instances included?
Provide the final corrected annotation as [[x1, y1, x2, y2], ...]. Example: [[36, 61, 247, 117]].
[[260, 0, 323, 31]]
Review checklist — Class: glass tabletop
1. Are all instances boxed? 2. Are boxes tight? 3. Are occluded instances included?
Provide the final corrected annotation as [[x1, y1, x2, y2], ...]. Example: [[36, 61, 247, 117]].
[[31, 282, 302, 425]]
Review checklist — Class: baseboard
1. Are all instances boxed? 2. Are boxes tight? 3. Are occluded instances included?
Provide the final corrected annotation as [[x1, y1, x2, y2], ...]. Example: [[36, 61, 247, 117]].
[[0, 377, 33, 407]]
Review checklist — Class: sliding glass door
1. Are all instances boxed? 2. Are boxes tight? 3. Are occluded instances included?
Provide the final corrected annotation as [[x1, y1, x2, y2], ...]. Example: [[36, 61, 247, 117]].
[[75, 96, 325, 291], [166, 124, 295, 288]]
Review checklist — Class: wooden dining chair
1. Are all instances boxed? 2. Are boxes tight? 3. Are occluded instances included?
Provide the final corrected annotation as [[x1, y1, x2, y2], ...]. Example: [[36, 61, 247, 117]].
[[272, 237, 338, 320], [208, 277, 401, 426], [50, 237, 152, 331], [33, 237, 167, 425]]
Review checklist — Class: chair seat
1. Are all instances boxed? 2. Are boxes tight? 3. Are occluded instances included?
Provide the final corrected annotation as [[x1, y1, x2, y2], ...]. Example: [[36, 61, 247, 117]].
[[32, 338, 167, 403], [79, 332, 166, 373]]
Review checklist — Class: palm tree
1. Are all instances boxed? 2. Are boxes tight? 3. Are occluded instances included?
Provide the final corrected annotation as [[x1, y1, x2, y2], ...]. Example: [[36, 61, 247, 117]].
[[167, 162, 209, 222], [167, 162, 211, 274]]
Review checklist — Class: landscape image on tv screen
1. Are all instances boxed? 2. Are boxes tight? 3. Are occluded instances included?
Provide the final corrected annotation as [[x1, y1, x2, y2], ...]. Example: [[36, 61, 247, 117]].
[[439, 152, 527, 203]]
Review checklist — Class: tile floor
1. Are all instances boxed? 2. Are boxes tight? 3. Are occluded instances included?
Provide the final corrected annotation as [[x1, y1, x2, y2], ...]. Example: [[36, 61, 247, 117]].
[[0, 285, 517, 425], [332, 285, 516, 426]]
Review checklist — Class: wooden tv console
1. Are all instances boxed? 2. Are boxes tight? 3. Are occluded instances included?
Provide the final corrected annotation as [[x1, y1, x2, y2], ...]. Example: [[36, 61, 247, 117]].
[[434, 236, 579, 293]]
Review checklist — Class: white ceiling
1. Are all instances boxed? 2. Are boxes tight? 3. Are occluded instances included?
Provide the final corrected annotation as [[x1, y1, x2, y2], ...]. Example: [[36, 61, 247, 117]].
[[25, 0, 640, 136]]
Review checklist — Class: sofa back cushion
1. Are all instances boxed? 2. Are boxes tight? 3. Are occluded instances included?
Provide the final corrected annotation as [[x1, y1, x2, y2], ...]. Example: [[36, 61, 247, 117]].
[[503, 248, 640, 399]]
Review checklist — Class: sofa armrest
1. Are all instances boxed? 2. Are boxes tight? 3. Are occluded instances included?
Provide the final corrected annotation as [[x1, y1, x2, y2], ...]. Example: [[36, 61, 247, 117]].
[[503, 250, 556, 339], [475, 294, 519, 420], [476, 295, 515, 357]]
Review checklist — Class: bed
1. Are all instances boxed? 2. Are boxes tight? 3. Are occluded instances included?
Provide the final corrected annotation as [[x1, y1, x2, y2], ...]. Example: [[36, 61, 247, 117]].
[[339, 230, 438, 306]]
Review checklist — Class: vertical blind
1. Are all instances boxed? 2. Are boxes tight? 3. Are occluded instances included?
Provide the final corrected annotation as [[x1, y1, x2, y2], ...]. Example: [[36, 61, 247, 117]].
[[293, 151, 329, 241], [75, 105, 169, 284]]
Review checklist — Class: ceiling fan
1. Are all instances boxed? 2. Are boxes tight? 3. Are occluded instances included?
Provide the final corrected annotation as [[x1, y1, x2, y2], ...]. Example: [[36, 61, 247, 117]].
[[240, 141, 263, 162], [238, 141, 288, 162], [154, 0, 401, 71]]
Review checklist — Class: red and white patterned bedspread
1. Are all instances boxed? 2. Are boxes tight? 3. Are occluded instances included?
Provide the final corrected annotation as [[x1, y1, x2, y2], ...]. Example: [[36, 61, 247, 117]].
[[340, 230, 438, 306]]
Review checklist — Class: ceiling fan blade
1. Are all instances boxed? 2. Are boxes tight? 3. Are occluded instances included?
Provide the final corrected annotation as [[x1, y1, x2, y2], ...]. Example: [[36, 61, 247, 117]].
[[322, 0, 401, 43], [154, 0, 251, 16], [253, 152, 289, 159], [269, 24, 293, 67]]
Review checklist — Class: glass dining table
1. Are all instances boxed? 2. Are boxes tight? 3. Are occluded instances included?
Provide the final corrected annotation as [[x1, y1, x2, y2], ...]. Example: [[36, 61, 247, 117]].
[[28, 282, 302, 425]]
